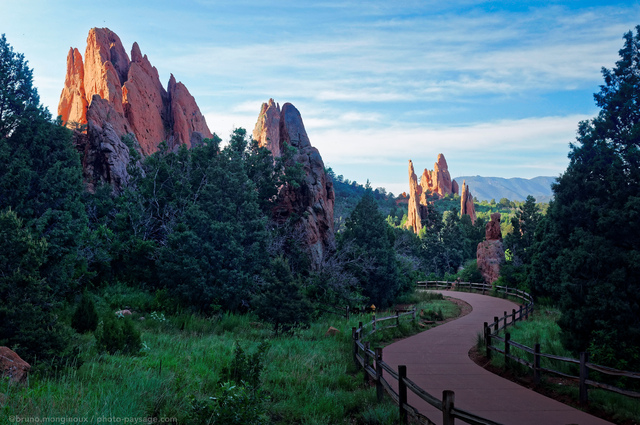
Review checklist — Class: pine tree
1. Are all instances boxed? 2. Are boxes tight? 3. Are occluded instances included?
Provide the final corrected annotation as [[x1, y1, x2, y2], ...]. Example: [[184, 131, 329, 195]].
[[530, 27, 640, 367], [71, 291, 99, 334]]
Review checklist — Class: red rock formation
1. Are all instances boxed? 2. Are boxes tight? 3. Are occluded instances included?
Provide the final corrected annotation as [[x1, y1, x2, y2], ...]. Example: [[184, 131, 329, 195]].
[[253, 99, 282, 157], [418, 154, 459, 199], [460, 180, 476, 224], [0, 347, 30, 385], [253, 100, 335, 268], [406, 153, 459, 234], [57, 48, 87, 128], [58, 28, 212, 191], [407, 160, 423, 233], [477, 213, 504, 283]]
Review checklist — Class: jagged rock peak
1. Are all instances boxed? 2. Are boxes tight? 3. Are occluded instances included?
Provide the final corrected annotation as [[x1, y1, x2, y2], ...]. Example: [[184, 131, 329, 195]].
[[253, 99, 335, 269], [58, 27, 212, 156], [477, 213, 504, 283], [460, 180, 476, 224], [58, 27, 212, 192]]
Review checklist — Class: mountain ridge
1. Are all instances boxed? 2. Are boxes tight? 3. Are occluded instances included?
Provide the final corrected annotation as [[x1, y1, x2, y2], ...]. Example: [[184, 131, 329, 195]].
[[453, 175, 557, 203]]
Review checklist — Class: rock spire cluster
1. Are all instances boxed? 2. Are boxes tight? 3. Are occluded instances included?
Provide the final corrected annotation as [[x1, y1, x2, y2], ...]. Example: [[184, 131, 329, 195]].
[[477, 213, 505, 284], [58, 28, 212, 191], [252, 99, 335, 269], [406, 154, 465, 234]]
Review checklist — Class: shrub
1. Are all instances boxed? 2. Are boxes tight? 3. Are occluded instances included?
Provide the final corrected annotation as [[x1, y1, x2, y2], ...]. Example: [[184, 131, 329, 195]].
[[71, 292, 99, 334], [96, 314, 141, 355]]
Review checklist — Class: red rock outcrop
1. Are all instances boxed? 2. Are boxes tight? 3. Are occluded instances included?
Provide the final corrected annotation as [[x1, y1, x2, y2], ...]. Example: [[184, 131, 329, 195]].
[[460, 180, 476, 224], [419, 154, 459, 199], [477, 213, 504, 284], [407, 153, 462, 234], [253, 100, 335, 269], [407, 160, 423, 233], [0, 347, 30, 385], [58, 27, 212, 191]]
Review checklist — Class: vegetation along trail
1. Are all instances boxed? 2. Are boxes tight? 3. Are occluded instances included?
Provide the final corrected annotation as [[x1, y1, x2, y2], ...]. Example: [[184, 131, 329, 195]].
[[383, 290, 613, 425]]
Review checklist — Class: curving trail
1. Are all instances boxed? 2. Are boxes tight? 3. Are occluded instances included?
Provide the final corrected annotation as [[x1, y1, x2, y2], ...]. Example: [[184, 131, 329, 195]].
[[383, 290, 614, 425]]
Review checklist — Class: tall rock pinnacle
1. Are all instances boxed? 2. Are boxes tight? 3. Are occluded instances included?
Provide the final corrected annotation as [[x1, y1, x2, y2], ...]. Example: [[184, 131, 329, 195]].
[[253, 99, 335, 269], [58, 28, 212, 190], [477, 213, 505, 284], [407, 160, 423, 234], [460, 180, 476, 224]]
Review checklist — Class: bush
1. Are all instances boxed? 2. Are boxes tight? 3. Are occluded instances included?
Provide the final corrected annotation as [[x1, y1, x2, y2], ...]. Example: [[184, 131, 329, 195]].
[[71, 292, 99, 334], [96, 314, 141, 355]]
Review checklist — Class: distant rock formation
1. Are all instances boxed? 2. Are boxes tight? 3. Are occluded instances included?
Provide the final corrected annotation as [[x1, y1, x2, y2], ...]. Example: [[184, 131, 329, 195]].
[[477, 213, 504, 284], [460, 180, 476, 223], [57, 27, 212, 191], [252, 99, 335, 269], [406, 153, 460, 234]]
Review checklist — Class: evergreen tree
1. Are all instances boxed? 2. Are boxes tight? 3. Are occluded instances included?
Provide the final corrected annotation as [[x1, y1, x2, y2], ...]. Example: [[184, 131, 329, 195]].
[[340, 188, 403, 308], [0, 210, 69, 363], [530, 27, 640, 367], [0, 34, 87, 298], [71, 291, 99, 334]]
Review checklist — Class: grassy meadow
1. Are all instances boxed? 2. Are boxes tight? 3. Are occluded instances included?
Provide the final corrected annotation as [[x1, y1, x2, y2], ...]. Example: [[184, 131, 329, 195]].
[[0, 288, 458, 425]]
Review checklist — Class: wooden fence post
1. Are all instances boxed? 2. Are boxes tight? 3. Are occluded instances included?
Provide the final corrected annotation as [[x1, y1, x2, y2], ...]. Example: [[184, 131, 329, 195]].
[[399, 365, 408, 424], [494, 317, 499, 333], [412, 307, 416, 321], [580, 352, 589, 405], [484, 322, 492, 359], [534, 343, 541, 385], [505, 333, 511, 369], [352, 327, 358, 367], [518, 305, 523, 322], [512, 309, 516, 326], [364, 341, 371, 384], [442, 390, 455, 425], [503, 311, 508, 327], [375, 348, 383, 402], [396, 310, 400, 327]]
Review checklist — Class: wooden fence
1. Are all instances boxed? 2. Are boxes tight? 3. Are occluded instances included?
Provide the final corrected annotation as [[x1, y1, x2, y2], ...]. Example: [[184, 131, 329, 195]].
[[352, 307, 505, 425], [423, 280, 640, 404]]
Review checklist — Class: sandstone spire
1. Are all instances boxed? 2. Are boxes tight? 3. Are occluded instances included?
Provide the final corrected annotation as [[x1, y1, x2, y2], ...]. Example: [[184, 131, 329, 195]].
[[253, 100, 335, 269], [460, 180, 476, 224], [407, 160, 423, 234], [57, 28, 212, 191]]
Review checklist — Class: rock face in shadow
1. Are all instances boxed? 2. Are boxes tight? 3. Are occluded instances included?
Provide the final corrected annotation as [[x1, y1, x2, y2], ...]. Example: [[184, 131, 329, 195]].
[[252, 99, 335, 269], [57, 27, 212, 191], [477, 213, 504, 284], [460, 180, 477, 224]]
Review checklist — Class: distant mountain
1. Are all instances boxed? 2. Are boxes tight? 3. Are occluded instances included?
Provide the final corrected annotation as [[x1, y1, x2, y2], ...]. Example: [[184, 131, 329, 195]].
[[453, 176, 557, 203]]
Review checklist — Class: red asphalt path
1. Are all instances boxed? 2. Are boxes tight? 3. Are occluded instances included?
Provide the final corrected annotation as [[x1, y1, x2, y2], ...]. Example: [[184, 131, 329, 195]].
[[383, 290, 614, 425]]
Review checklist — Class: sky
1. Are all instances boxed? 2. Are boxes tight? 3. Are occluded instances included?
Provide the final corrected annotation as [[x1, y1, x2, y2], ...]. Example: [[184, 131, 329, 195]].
[[1, 0, 638, 195]]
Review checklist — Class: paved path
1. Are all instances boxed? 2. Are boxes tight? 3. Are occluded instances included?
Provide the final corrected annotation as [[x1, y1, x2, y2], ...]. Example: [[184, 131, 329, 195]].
[[383, 290, 614, 425]]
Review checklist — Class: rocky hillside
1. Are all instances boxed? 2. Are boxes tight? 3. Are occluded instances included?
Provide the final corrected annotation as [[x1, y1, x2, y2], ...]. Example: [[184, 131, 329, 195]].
[[453, 175, 556, 203]]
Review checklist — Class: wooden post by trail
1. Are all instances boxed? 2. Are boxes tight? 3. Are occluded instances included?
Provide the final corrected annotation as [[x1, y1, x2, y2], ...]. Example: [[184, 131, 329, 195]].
[[484, 322, 491, 359], [375, 348, 383, 402], [512, 309, 516, 326], [399, 365, 408, 424], [580, 352, 589, 405], [505, 333, 511, 369], [352, 327, 358, 366], [534, 343, 541, 385], [442, 390, 455, 425], [363, 341, 371, 384], [494, 316, 499, 333]]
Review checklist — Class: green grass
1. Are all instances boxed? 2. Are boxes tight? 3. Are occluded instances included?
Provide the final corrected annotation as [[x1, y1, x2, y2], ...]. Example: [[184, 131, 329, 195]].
[[3, 287, 462, 425]]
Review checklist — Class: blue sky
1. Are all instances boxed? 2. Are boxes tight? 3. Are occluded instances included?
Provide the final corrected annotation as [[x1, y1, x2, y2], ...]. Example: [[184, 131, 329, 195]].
[[1, 0, 638, 195]]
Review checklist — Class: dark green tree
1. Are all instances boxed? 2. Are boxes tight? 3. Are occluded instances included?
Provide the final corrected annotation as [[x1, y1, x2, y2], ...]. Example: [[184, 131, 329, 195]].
[[340, 188, 404, 308], [0, 34, 87, 298], [0, 209, 70, 363], [252, 257, 311, 334], [71, 291, 99, 334], [530, 27, 640, 367], [504, 195, 541, 266]]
